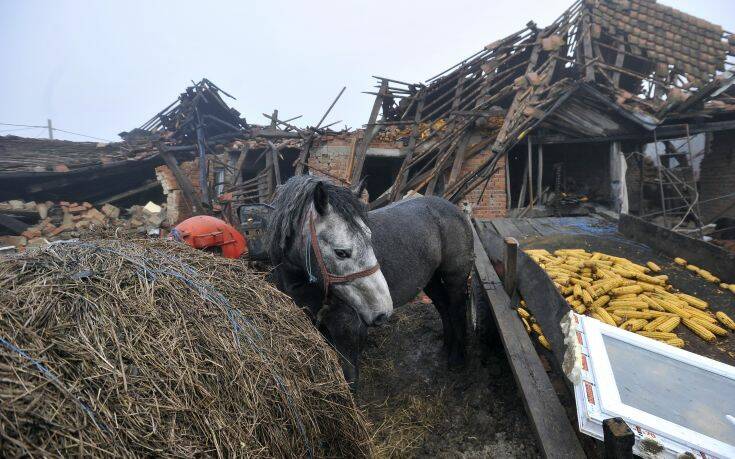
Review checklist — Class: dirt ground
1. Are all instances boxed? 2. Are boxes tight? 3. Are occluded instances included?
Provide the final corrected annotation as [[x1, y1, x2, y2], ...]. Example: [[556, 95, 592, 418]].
[[357, 299, 540, 458]]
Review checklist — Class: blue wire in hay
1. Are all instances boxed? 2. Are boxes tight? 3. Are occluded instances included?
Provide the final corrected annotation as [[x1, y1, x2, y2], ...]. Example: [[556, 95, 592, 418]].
[[47, 240, 314, 458], [0, 336, 110, 434]]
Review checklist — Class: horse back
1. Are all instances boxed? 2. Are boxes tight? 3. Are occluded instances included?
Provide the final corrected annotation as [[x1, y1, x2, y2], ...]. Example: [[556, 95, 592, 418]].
[[368, 196, 473, 306]]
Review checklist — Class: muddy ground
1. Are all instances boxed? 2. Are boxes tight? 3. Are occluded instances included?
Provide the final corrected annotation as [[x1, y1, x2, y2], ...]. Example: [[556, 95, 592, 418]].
[[356, 299, 540, 458]]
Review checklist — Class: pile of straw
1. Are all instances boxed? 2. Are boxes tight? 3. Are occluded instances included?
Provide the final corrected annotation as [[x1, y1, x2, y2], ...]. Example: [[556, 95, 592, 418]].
[[0, 239, 373, 457]]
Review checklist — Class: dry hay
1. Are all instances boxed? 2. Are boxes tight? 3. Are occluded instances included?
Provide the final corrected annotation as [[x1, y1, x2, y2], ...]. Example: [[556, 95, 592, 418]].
[[0, 238, 373, 457]]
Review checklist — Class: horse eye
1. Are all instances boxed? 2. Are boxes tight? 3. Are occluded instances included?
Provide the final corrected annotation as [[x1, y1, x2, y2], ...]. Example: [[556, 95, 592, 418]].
[[334, 248, 352, 259]]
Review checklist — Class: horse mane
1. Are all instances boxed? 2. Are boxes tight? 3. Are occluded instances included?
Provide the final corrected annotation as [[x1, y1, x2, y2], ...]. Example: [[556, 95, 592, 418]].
[[267, 175, 367, 261]]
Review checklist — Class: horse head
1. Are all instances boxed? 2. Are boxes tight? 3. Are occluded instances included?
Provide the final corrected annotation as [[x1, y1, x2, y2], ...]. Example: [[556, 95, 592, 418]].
[[269, 176, 393, 326]]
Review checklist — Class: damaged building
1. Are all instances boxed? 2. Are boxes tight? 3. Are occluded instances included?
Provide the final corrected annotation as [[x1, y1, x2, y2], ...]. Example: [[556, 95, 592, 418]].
[[2, 0, 735, 251]]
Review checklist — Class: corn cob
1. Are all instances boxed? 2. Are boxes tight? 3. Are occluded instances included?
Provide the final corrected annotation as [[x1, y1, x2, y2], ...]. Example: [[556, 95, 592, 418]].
[[656, 316, 681, 333], [683, 307, 717, 323], [686, 265, 700, 273], [521, 318, 532, 334], [572, 303, 587, 314], [646, 261, 661, 273], [638, 331, 678, 340], [676, 293, 708, 310], [531, 323, 543, 336], [719, 283, 730, 290], [615, 310, 655, 320], [665, 338, 685, 348], [729, 285, 735, 295], [593, 307, 618, 327], [612, 285, 643, 296], [691, 318, 728, 336], [608, 300, 648, 309], [674, 257, 687, 266], [614, 293, 638, 300], [584, 285, 598, 300], [538, 335, 552, 351], [682, 318, 716, 342], [581, 289, 594, 305], [591, 312, 603, 322], [621, 319, 648, 332], [590, 295, 611, 309], [517, 308, 531, 320], [639, 295, 664, 311], [650, 297, 691, 318], [644, 316, 670, 332], [609, 312, 625, 326], [573, 283, 583, 298], [715, 311, 735, 331]]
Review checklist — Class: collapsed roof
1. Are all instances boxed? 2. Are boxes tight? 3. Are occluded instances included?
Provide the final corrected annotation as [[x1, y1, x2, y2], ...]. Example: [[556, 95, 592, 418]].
[[363, 0, 735, 207]]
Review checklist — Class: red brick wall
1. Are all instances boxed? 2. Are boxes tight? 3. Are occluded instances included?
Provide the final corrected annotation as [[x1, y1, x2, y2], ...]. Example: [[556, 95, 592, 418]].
[[455, 150, 507, 219], [700, 130, 735, 221], [155, 158, 211, 225], [308, 138, 507, 219]]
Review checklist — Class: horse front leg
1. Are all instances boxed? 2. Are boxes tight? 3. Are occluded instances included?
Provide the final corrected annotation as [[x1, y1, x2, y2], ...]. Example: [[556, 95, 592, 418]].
[[318, 301, 367, 391]]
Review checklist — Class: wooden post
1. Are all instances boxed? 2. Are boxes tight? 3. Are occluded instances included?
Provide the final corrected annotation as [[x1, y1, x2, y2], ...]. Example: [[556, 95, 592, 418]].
[[603, 418, 634, 459], [527, 139, 534, 209], [351, 80, 388, 184], [503, 237, 518, 294], [47, 119, 53, 140], [536, 143, 543, 204], [505, 155, 512, 210]]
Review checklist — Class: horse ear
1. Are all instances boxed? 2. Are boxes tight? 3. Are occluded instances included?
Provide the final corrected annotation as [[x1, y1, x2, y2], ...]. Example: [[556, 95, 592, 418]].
[[351, 176, 368, 198], [313, 182, 329, 215]]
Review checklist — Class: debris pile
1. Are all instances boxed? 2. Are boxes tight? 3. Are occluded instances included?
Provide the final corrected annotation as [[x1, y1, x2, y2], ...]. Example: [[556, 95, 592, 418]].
[[0, 199, 168, 250], [0, 238, 373, 457]]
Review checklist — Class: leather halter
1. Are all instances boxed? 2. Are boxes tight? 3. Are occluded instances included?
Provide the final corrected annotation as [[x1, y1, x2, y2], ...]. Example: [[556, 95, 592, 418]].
[[308, 213, 380, 296]]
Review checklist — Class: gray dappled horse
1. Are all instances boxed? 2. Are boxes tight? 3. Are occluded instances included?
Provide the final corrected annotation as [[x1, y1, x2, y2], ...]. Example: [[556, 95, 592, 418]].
[[267, 176, 474, 386]]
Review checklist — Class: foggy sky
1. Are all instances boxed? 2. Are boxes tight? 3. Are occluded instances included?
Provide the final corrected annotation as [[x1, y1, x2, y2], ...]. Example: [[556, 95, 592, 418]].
[[1, 0, 733, 142]]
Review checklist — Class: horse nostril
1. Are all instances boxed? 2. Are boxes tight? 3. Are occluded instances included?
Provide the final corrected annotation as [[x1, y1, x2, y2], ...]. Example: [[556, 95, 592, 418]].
[[373, 313, 388, 326]]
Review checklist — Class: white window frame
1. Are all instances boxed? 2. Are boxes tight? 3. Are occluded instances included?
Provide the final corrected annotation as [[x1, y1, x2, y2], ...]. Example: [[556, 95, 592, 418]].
[[572, 314, 735, 458]]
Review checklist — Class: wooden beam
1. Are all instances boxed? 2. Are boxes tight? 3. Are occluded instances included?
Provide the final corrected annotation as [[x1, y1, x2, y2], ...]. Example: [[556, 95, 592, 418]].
[[603, 418, 635, 459], [471, 222, 585, 459], [581, 14, 596, 82], [612, 40, 626, 87], [231, 145, 249, 186], [351, 80, 388, 184], [447, 131, 471, 185], [390, 94, 424, 201], [268, 141, 282, 187], [159, 150, 201, 215], [95, 180, 160, 206], [527, 139, 534, 209], [537, 143, 544, 203]]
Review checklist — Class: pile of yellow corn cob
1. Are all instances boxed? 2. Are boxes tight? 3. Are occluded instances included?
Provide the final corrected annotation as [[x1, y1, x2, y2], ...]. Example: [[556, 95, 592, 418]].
[[673, 256, 735, 296], [517, 299, 553, 351], [522, 248, 735, 348]]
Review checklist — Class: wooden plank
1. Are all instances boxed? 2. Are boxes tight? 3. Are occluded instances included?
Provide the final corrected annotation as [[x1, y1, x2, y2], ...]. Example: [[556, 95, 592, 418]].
[[472, 222, 585, 459], [512, 218, 539, 239], [351, 80, 388, 184], [611, 41, 626, 88], [490, 219, 520, 238], [231, 145, 249, 186]]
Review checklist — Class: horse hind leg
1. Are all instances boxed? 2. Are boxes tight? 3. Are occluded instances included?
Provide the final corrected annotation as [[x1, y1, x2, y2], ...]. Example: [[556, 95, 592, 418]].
[[424, 273, 467, 368]]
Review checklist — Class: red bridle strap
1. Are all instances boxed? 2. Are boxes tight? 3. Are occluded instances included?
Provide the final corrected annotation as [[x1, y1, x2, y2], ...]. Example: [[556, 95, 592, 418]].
[[308, 214, 380, 295]]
